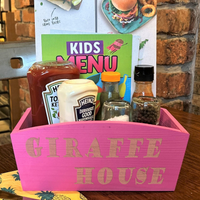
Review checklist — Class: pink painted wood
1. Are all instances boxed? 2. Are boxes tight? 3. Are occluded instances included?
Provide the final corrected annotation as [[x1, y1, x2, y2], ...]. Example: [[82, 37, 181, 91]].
[[11, 108, 189, 191]]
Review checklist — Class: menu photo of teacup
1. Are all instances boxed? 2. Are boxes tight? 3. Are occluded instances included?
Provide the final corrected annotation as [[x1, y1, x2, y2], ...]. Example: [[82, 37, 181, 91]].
[[47, 0, 83, 11]]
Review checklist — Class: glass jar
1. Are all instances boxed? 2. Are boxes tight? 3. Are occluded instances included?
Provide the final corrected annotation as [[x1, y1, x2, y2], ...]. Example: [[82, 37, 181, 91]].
[[27, 60, 80, 126], [131, 96, 160, 125], [132, 65, 154, 98], [96, 71, 121, 120], [101, 99, 131, 121]]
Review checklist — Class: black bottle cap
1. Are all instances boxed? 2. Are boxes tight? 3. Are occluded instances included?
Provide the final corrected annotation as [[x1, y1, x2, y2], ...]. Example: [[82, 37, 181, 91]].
[[134, 65, 154, 81]]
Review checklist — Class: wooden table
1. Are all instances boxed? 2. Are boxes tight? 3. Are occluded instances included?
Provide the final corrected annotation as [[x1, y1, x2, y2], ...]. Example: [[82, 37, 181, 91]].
[[0, 108, 200, 200]]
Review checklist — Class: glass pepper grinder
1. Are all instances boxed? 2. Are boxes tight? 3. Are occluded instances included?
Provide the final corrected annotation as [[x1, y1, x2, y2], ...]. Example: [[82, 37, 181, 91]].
[[132, 65, 154, 98], [96, 71, 121, 120]]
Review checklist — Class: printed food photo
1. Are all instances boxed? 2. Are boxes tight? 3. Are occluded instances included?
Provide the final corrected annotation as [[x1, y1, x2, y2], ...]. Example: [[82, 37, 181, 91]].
[[102, 0, 157, 33]]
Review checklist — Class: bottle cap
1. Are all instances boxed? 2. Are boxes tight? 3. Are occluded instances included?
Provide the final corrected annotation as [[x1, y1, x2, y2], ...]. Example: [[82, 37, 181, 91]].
[[134, 65, 154, 82], [101, 72, 121, 82]]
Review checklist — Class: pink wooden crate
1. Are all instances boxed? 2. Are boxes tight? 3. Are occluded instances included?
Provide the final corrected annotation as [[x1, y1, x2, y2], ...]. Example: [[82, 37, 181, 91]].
[[11, 108, 189, 191]]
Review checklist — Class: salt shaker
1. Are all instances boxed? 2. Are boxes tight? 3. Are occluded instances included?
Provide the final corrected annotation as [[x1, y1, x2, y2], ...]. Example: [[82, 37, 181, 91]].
[[101, 99, 131, 121]]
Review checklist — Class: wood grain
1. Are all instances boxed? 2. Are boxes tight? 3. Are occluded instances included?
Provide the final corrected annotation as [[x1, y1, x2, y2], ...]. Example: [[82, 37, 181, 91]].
[[9, 79, 21, 130], [0, 107, 200, 199], [10, 108, 189, 191], [2, 12, 17, 42]]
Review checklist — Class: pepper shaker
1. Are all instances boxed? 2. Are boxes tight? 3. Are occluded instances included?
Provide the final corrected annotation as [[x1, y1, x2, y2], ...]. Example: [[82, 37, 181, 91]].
[[131, 96, 160, 125]]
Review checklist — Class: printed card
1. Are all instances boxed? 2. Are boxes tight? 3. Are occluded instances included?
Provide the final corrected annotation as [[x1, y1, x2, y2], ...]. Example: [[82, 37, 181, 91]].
[[41, 34, 140, 103]]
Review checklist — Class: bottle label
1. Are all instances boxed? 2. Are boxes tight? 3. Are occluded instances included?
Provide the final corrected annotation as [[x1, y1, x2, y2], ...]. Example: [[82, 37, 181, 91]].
[[74, 95, 96, 121], [42, 79, 66, 124]]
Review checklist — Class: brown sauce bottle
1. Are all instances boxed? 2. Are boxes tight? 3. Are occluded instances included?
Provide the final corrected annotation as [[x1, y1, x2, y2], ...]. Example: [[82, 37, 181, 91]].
[[132, 65, 154, 98]]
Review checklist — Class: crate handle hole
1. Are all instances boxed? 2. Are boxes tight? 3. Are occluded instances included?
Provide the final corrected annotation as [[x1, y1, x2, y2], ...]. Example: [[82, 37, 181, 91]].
[[10, 57, 23, 69]]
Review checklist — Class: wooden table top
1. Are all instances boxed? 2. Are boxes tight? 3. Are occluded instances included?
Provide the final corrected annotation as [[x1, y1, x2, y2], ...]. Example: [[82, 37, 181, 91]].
[[0, 108, 200, 200]]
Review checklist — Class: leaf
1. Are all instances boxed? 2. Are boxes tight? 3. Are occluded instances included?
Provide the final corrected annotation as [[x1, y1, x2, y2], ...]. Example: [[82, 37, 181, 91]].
[[1, 186, 16, 194], [35, 191, 54, 200], [139, 39, 149, 50], [109, 0, 131, 15], [12, 172, 20, 181], [52, 113, 56, 118], [51, 108, 55, 110]]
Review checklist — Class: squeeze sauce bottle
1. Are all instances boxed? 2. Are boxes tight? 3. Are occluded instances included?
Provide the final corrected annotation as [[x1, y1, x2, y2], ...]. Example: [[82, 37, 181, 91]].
[[57, 79, 98, 122]]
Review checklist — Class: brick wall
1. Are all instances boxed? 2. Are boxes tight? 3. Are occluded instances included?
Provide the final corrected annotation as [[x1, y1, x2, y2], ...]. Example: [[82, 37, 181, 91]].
[[12, 0, 200, 116], [156, 1, 200, 113], [192, 23, 200, 114], [12, 0, 34, 115], [18, 78, 30, 116], [14, 0, 35, 41]]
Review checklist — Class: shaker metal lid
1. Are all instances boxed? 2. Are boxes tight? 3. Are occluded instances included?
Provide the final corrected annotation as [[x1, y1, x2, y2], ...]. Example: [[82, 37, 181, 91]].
[[134, 65, 154, 81]]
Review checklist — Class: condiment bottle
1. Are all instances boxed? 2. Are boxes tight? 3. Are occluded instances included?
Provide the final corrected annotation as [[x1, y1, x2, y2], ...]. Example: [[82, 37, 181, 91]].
[[57, 79, 98, 122], [96, 71, 121, 120], [132, 65, 154, 98], [27, 60, 80, 127]]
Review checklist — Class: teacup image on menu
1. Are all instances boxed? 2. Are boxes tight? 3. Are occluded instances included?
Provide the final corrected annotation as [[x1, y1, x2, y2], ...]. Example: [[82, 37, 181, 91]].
[[47, 0, 83, 11], [102, 0, 157, 34]]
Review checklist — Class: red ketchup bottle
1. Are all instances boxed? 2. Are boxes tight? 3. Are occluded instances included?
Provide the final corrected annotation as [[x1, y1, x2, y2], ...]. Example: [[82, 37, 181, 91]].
[[27, 61, 80, 127]]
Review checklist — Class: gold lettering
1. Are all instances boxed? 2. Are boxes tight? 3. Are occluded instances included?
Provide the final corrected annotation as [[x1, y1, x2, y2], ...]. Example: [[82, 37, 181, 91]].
[[98, 167, 113, 185], [149, 168, 166, 184], [64, 138, 82, 157], [126, 138, 143, 158], [26, 137, 42, 157], [46, 137, 59, 157], [135, 167, 149, 185], [118, 168, 135, 184], [75, 167, 94, 184], [106, 138, 123, 158], [144, 139, 162, 158], [85, 138, 103, 158]]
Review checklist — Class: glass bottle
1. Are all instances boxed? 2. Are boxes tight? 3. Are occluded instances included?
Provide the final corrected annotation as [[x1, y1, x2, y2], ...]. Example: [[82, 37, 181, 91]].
[[27, 60, 80, 127], [132, 65, 154, 98], [96, 71, 121, 120]]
